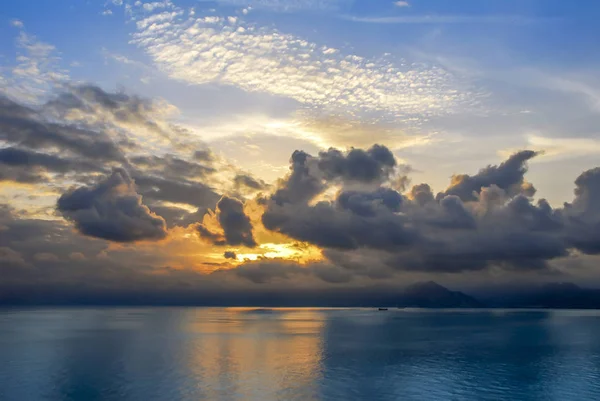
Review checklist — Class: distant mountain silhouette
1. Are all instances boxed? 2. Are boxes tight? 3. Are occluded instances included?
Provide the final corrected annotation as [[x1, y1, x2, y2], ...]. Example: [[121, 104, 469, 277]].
[[498, 282, 600, 309], [7, 279, 600, 308], [398, 281, 482, 308]]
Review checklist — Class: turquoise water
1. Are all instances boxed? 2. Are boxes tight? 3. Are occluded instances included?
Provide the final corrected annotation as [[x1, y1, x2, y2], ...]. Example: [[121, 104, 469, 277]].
[[1, 308, 600, 400]]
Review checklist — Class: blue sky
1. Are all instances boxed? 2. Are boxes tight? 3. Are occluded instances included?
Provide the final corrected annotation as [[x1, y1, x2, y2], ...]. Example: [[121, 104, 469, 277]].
[[2, 0, 600, 297], [3, 0, 599, 205]]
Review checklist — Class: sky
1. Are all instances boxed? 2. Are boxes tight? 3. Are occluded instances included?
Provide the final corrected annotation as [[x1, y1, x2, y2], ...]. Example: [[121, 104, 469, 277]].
[[1, 0, 600, 304]]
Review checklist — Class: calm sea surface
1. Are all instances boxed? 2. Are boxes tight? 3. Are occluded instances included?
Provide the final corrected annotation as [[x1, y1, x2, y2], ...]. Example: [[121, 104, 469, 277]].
[[1, 308, 600, 400]]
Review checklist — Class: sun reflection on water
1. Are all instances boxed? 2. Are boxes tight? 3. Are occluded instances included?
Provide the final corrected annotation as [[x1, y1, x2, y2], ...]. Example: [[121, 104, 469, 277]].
[[183, 308, 325, 399]]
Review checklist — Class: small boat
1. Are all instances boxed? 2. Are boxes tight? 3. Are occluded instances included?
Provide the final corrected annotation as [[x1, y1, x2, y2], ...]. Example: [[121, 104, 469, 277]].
[[378, 307, 388, 311]]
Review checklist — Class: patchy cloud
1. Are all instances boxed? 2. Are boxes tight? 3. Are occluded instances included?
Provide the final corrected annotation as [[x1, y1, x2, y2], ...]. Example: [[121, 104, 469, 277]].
[[318, 144, 397, 184], [3, 0, 600, 306], [0, 247, 27, 267], [224, 251, 237, 259], [0, 84, 234, 227], [0, 147, 103, 184], [1, 27, 69, 102], [0, 94, 125, 164], [261, 146, 600, 276], [563, 167, 600, 254], [132, 5, 477, 119], [233, 174, 269, 193], [439, 150, 539, 202], [198, 196, 257, 247], [57, 168, 168, 242], [263, 146, 418, 250]]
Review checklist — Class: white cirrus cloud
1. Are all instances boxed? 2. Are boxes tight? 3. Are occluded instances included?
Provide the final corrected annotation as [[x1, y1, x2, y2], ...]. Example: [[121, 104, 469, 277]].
[[1, 28, 69, 103], [132, 7, 479, 119]]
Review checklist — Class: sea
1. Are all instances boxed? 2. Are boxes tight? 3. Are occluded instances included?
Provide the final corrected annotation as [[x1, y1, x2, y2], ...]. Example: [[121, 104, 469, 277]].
[[1, 307, 600, 400]]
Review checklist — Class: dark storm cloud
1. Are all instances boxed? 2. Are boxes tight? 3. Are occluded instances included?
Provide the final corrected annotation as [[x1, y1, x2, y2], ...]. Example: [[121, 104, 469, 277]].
[[233, 174, 269, 191], [426, 195, 477, 229], [198, 196, 257, 247], [132, 174, 221, 209], [1, 205, 362, 304], [5, 74, 600, 306], [47, 84, 173, 139], [70, 85, 151, 119], [311, 264, 353, 283], [0, 147, 105, 184], [232, 262, 307, 284], [0, 95, 125, 162], [409, 183, 434, 206], [337, 188, 403, 217], [0, 147, 86, 172], [501, 195, 563, 232], [263, 199, 418, 250], [569, 167, 600, 214], [387, 187, 570, 273], [127, 159, 222, 227], [270, 144, 401, 207], [131, 154, 216, 180], [0, 165, 46, 184], [0, 246, 27, 267], [438, 150, 539, 201], [317, 144, 396, 183], [0, 204, 108, 265], [145, 204, 208, 228], [261, 147, 600, 276], [228, 260, 352, 284], [193, 149, 215, 162], [271, 150, 326, 206], [1, 85, 228, 232], [57, 168, 167, 242], [214, 196, 257, 247], [0, 208, 357, 305], [224, 251, 237, 259], [563, 167, 600, 253], [263, 144, 417, 250], [386, 231, 567, 273], [0, 86, 224, 217], [126, 152, 223, 226]]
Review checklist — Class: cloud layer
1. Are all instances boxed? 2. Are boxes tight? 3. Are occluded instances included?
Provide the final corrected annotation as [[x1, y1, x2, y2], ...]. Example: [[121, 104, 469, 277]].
[[261, 145, 600, 278], [198, 195, 257, 247], [2, 79, 600, 301], [2, 122, 600, 301], [131, 4, 477, 119], [57, 168, 168, 242]]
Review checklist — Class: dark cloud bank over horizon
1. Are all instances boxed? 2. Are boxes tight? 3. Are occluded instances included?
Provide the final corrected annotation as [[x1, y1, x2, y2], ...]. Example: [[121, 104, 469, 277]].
[[2, 85, 600, 306]]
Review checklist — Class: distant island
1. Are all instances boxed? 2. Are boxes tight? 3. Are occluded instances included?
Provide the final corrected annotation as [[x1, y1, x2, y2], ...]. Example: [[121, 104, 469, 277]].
[[387, 281, 600, 309], [386, 281, 483, 308], [6, 280, 600, 309], [367, 281, 600, 309]]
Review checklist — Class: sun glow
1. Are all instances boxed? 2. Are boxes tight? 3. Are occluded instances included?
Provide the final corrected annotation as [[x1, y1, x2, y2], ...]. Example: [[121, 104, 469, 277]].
[[234, 242, 323, 263]]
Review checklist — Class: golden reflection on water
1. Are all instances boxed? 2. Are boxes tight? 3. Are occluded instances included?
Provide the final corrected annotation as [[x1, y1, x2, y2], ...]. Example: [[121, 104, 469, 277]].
[[184, 308, 326, 399], [3, 308, 600, 400]]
